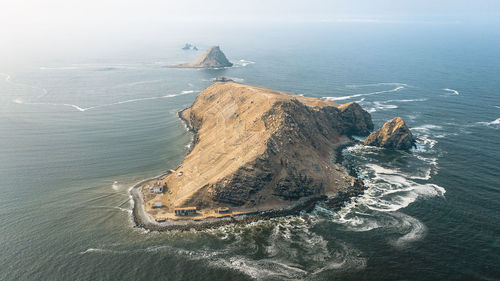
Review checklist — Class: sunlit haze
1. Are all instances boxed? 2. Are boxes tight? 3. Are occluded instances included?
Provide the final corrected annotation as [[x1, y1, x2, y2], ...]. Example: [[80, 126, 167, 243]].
[[2, 0, 499, 66]]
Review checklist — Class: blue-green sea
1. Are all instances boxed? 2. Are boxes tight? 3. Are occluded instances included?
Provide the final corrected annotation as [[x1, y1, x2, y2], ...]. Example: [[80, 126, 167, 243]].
[[1, 23, 499, 280]]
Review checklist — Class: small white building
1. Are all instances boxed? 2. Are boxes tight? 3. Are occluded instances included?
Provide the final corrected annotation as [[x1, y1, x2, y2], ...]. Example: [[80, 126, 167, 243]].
[[153, 201, 163, 208], [153, 185, 164, 194]]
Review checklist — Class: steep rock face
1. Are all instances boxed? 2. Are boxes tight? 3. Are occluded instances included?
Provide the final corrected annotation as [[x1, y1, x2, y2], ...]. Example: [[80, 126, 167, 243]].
[[364, 117, 415, 150], [338, 102, 374, 136], [150, 82, 373, 212], [173, 46, 232, 68]]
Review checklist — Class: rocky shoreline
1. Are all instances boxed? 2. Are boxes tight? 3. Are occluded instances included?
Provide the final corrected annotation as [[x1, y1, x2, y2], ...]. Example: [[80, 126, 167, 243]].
[[128, 81, 376, 232], [129, 128, 367, 232]]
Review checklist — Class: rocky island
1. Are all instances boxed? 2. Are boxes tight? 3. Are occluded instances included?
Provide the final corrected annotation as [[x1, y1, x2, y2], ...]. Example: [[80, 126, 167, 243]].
[[364, 117, 415, 150], [131, 79, 376, 231], [172, 46, 232, 68]]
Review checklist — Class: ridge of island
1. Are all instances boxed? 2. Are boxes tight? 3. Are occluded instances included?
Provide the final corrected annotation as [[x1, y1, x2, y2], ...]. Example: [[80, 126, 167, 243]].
[[131, 79, 374, 231]]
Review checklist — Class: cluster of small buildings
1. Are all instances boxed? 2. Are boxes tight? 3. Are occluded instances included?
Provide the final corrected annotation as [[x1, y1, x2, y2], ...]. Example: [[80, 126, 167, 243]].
[[174, 207, 197, 216], [148, 182, 165, 194], [145, 179, 233, 221]]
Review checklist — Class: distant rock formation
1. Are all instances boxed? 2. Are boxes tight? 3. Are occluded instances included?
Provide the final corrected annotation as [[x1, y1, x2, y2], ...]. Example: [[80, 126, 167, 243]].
[[140, 81, 373, 220], [173, 46, 233, 68], [182, 43, 198, 50], [214, 77, 233, 83], [364, 117, 415, 150]]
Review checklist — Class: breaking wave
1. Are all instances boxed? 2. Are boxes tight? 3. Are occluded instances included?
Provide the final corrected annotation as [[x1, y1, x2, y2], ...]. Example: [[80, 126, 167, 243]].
[[233, 59, 256, 67], [477, 118, 500, 127], [443, 88, 460, 95], [328, 139, 445, 246], [360, 98, 426, 113], [192, 217, 366, 279]]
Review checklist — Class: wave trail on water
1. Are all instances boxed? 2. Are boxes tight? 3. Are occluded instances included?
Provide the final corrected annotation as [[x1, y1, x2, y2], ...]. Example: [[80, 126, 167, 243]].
[[477, 118, 500, 127], [111, 79, 163, 89], [12, 90, 199, 112], [443, 88, 460, 95], [325, 85, 406, 101], [346, 82, 408, 88], [1, 72, 49, 100]]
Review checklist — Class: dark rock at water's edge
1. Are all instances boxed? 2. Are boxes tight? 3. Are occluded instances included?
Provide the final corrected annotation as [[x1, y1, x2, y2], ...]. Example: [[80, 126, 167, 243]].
[[172, 46, 232, 68], [338, 102, 374, 136], [214, 77, 233, 83], [364, 117, 415, 150]]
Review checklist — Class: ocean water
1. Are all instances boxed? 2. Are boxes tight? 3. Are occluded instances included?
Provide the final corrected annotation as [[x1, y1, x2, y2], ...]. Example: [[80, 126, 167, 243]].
[[1, 23, 499, 280]]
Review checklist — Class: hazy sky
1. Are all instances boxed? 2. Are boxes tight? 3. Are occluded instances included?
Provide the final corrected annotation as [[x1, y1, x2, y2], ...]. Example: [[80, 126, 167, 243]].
[[3, 0, 499, 24], [2, 0, 499, 65]]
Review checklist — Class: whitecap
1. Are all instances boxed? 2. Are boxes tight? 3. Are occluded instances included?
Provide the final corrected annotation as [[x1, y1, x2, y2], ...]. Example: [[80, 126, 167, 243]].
[[372, 101, 398, 111], [80, 248, 128, 255], [443, 88, 459, 95], [112, 181, 120, 191], [233, 59, 256, 67], [416, 135, 437, 149], [411, 124, 443, 133], [384, 98, 427, 103], [477, 118, 500, 127]]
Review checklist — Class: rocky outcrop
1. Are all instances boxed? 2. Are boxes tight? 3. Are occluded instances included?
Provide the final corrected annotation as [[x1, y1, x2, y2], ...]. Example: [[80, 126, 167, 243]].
[[214, 77, 233, 83], [141, 82, 373, 219], [173, 46, 232, 68], [364, 117, 415, 150], [338, 102, 374, 136], [182, 43, 198, 50]]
